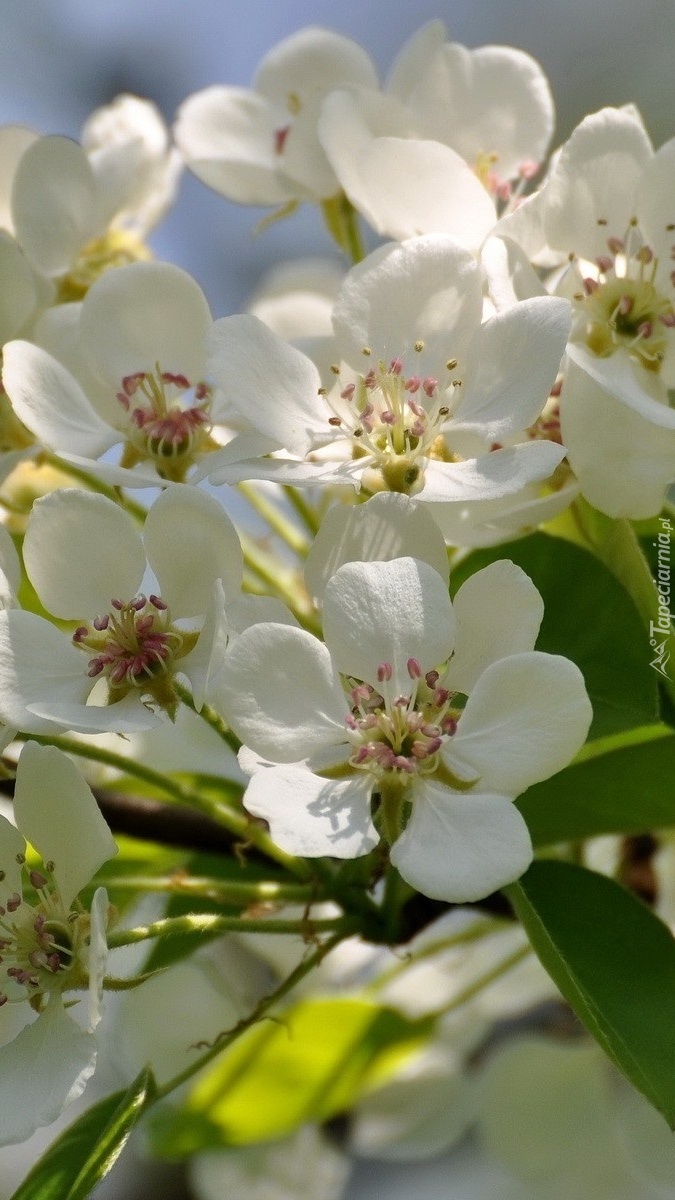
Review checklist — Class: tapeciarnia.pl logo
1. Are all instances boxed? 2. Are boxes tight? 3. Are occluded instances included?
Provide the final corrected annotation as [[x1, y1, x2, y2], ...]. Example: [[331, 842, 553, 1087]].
[[649, 517, 672, 679]]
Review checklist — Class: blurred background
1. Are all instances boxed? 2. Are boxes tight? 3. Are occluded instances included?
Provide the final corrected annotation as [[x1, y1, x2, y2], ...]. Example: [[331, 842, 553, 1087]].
[[2, 0, 674, 318], [1, 1, 673, 1196]]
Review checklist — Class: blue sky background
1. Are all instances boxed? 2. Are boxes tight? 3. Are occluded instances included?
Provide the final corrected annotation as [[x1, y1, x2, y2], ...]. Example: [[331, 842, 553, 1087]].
[[2, 0, 674, 318]]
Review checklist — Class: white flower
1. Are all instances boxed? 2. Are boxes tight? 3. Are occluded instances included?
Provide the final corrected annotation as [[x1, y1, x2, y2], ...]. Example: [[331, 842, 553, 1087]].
[[0, 486, 242, 735], [505, 105, 675, 517], [6, 98, 178, 295], [174, 27, 379, 207], [0, 742, 117, 1145], [2, 260, 274, 488], [317, 23, 554, 246], [215, 557, 592, 903], [204, 235, 570, 502]]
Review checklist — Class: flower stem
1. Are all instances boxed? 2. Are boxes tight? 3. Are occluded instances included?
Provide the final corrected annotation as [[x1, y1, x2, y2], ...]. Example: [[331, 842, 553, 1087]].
[[152, 930, 347, 1101], [101, 873, 315, 905], [107, 912, 350, 949], [174, 680, 241, 753], [237, 481, 310, 557], [321, 193, 366, 264]]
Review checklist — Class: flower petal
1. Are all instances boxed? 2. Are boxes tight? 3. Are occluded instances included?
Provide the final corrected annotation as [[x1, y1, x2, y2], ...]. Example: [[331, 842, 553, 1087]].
[[143, 486, 243, 614], [12, 135, 102, 275], [390, 782, 532, 901], [243, 762, 378, 858], [0, 997, 97, 1147], [0, 610, 91, 735], [448, 561, 544, 693], [333, 235, 482, 379], [305, 492, 449, 603], [446, 651, 592, 795], [323, 557, 455, 697], [0, 233, 36, 344], [14, 743, 117, 908], [80, 260, 212, 386], [451, 297, 570, 440], [206, 314, 325, 458], [23, 490, 145, 618], [215, 623, 350, 762], [2, 340, 119, 459], [417, 440, 565, 503]]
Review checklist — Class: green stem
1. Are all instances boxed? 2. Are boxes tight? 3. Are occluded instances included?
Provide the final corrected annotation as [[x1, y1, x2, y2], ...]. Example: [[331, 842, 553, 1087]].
[[102, 873, 315, 905], [237, 481, 309, 557], [107, 912, 349, 949], [152, 930, 347, 1101], [41, 452, 148, 524], [282, 486, 322, 537], [174, 680, 241, 754], [239, 530, 317, 631], [425, 940, 532, 1021], [367, 916, 507, 994], [321, 193, 366, 265]]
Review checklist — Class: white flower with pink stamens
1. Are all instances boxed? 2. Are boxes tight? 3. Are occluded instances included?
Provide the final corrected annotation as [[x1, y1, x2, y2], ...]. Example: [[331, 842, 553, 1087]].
[[204, 235, 571, 503], [174, 27, 379, 208], [502, 105, 675, 517], [318, 25, 554, 246], [214, 557, 592, 903], [2, 260, 275, 489], [0, 486, 242, 735], [0, 742, 117, 1146]]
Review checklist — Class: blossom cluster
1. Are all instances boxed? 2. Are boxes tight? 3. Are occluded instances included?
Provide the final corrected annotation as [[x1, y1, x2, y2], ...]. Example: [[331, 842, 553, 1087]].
[[0, 19, 672, 1200]]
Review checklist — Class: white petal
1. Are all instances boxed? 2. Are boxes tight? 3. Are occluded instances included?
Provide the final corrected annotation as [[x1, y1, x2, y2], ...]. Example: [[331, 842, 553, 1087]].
[[305, 492, 448, 603], [215, 624, 350, 762], [562, 352, 675, 518], [206, 315, 326, 458], [451, 297, 570, 439], [15, 743, 117, 908], [174, 87, 295, 205], [0, 522, 21, 600], [254, 27, 378, 102], [408, 43, 554, 179], [386, 21, 447, 99], [541, 107, 653, 259], [0, 234, 36, 343], [2, 340, 118, 458], [427, 477, 580, 549], [417, 440, 565, 502], [0, 125, 38, 231], [449, 561, 544, 693], [446, 652, 592, 795], [23, 490, 145, 618], [225, 594, 299, 636], [0, 610, 91, 734], [342, 135, 497, 247], [181, 579, 229, 712], [0, 998, 97, 1147], [11, 136, 102, 275], [80, 261, 211, 387], [565, 341, 675, 428], [87, 887, 109, 1031], [323, 558, 455, 697], [390, 782, 532, 901], [27, 691, 163, 736], [32, 302, 122, 427], [143, 486, 242, 615], [243, 762, 378, 859], [333, 235, 482, 379]]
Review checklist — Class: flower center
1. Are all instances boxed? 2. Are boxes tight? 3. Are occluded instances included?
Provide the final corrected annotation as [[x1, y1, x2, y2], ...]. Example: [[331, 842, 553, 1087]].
[[345, 659, 460, 779], [116, 365, 215, 481], [325, 346, 460, 495], [0, 859, 89, 1009], [575, 234, 675, 372], [57, 229, 152, 302], [72, 593, 198, 708]]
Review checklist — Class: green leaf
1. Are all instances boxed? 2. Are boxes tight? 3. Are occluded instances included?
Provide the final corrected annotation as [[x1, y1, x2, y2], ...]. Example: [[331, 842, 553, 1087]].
[[508, 861, 675, 1126], [450, 532, 658, 738], [518, 728, 675, 845], [11, 1067, 155, 1200], [150, 997, 430, 1157]]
